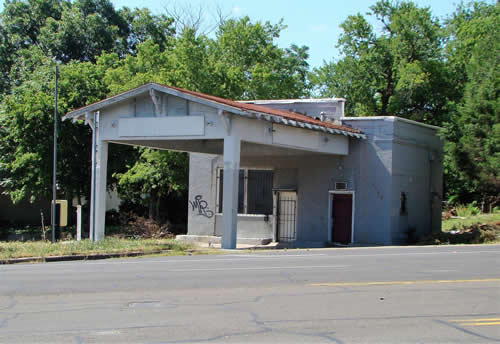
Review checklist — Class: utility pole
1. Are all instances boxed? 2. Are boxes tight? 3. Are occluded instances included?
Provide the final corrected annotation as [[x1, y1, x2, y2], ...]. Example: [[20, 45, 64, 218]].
[[52, 65, 58, 243]]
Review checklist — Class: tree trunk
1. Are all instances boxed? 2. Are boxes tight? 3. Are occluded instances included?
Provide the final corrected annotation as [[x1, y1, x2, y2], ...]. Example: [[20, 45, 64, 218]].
[[380, 77, 393, 115], [154, 195, 161, 222], [380, 60, 394, 116], [148, 194, 154, 220]]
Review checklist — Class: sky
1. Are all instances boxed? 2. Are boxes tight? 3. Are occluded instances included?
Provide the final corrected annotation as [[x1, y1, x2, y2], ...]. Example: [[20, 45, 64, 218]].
[[110, 0, 462, 69]]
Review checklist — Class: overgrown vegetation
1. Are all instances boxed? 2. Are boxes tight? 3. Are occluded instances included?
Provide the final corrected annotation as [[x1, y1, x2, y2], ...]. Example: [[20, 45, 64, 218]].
[[420, 223, 499, 245], [420, 208, 500, 245], [442, 209, 500, 231], [454, 203, 481, 218], [0, 237, 192, 260]]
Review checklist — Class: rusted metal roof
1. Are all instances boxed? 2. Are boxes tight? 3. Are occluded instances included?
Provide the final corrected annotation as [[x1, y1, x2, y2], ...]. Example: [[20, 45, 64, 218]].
[[64, 83, 365, 139]]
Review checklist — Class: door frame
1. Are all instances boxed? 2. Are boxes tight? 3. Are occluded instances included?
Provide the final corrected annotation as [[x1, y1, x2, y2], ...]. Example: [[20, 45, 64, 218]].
[[328, 191, 355, 244], [273, 189, 298, 242]]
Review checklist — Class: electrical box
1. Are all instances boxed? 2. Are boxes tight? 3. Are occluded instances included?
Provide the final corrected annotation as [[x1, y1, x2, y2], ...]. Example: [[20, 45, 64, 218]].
[[51, 200, 68, 227]]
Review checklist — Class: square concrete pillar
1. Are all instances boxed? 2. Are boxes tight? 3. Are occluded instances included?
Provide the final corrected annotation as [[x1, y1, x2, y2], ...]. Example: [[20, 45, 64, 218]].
[[90, 138, 108, 241], [222, 135, 240, 249]]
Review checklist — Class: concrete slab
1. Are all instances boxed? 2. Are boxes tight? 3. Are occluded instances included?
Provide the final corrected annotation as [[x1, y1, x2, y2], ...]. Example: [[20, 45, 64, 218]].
[[176, 234, 273, 247]]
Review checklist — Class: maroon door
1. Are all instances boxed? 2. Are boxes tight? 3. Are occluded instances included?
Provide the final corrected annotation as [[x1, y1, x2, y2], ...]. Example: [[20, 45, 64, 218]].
[[332, 194, 352, 244]]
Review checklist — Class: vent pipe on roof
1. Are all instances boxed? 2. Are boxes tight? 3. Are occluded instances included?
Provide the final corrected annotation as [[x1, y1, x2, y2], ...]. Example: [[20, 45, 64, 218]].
[[320, 111, 342, 125]]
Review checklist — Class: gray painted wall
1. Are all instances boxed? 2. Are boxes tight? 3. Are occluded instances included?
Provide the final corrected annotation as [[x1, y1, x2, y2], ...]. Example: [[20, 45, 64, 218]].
[[343, 117, 443, 245], [188, 117, 442, 246], [187, 154, 218, 236], [83, 86, 441, 246], [214, 214, 273, 238], [390, 119, 443, 243]]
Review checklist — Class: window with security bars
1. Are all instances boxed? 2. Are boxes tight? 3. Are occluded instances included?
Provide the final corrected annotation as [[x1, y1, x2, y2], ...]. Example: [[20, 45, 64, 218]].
[[217, 169, 273, 215]]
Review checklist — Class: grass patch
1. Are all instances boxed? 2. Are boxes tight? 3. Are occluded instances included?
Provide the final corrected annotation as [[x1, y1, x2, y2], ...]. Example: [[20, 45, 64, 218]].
[[420, 210, 500, 245], [442, 212, 500, 232], [0, 237, 193, 260]]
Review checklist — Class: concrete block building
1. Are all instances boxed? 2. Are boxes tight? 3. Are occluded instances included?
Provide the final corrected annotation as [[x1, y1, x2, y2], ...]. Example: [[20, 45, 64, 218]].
[[64, 83, 442, 248]]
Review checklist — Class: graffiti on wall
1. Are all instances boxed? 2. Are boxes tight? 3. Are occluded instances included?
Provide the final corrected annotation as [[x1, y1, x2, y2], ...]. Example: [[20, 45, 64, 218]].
[[189, 195, 214, 218]]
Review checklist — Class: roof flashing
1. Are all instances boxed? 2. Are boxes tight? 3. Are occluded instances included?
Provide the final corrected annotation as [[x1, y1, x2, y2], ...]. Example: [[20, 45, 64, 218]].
[[341, 116, 441, 131]]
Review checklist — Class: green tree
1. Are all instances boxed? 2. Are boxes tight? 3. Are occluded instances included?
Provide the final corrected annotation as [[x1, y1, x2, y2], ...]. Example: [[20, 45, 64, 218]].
[[0, 0, 174, 93], [0, 60, 107, 203], [0, 0, 64, 93], [442, 2, 499, 208], [38, 1, 124, 63], [209, 17, 310, 99], [115, 149, 188, 221], [310, 0, 451, 125], [104, 16, 311, 217], [103, 16, 310, 99], [0, 0, 175, 205], [118, 7, 175, 53]]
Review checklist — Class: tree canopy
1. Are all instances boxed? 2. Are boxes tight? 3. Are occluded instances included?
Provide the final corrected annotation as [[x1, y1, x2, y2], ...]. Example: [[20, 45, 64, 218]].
[[0, 1, 311, 220], [310, 0, 453, 125], [441, 2, 499, 207], [0, 0, 497, 220]]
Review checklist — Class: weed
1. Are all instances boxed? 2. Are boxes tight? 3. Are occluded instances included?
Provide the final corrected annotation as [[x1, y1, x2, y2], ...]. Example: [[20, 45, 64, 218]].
[[455, 203, 481, 217], [0, 237, 192, 260]]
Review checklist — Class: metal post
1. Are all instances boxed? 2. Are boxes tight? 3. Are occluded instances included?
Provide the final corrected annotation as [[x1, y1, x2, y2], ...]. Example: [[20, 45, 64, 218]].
[[40, 209, 45, 241], [51, 65, 58, 243], [76, 205, 82, 241], [89, 113, 96, 241]]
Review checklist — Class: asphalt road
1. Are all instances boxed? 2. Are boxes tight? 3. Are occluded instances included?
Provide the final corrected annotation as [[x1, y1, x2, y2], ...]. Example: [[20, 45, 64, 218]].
[[1, 245, 499, 343]]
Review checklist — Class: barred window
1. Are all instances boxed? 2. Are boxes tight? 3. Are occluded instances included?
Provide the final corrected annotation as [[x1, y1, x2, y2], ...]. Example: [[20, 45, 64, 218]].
[[218, 169, 273, 215]]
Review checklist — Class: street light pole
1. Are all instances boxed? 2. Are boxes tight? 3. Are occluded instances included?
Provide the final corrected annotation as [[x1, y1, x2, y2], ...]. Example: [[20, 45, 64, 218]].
[[51, 64, 58, 243]]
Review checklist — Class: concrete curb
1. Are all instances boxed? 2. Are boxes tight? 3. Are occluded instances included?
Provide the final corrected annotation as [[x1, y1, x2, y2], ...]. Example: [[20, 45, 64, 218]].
[[4, 243, 497, 264], [0, 250, 172, 265]]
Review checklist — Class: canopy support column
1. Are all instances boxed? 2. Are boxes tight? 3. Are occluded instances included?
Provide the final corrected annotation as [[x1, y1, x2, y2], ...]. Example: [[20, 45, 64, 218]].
[[221, 135, 240, 249], [89, 112, 108, 241]]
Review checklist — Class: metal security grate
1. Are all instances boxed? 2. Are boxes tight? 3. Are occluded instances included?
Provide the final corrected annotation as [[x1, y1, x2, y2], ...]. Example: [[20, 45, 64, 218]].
[[218, 169, 245, 213], [218, 169, 273, 214], [277, 193, 297, 242], [247, 170, 273, 214]]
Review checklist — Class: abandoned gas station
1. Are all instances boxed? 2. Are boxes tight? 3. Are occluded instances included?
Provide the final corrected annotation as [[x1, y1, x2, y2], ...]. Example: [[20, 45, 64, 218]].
[[63, 82, 443, 249]]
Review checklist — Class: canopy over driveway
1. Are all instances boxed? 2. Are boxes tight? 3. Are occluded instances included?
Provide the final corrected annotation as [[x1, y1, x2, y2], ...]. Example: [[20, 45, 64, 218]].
[[63, 83, 365, 249]]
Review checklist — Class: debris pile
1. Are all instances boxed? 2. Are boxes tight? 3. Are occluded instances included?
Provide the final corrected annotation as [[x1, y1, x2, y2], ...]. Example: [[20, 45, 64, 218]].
[[420, 223, 499, 245]]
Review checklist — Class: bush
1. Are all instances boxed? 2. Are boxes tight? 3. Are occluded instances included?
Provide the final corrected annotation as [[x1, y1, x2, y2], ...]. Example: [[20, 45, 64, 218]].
[[455, 203, 481, 217]]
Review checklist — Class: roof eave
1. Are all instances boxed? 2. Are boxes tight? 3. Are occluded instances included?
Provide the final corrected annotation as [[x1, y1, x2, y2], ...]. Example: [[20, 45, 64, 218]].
[[63, 82, 366, 139]]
